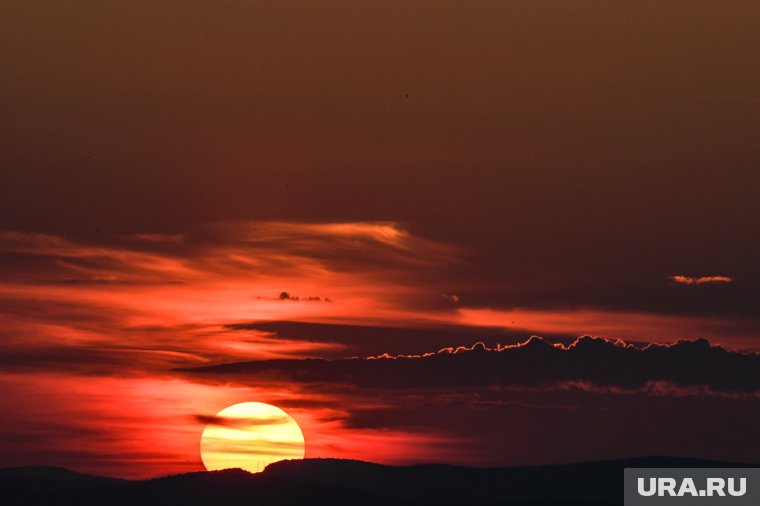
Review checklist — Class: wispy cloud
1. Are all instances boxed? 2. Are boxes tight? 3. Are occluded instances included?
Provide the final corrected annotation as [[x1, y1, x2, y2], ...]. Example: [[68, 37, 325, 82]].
[[194, 413, 292, 428], [454, 307, 759, 349], [669, 275, 734, 285], [0, 221, 458, 375]]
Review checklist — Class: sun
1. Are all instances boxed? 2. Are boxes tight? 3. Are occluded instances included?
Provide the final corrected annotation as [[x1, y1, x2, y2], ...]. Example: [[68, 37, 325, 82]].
[[200, 402, 305, 473]]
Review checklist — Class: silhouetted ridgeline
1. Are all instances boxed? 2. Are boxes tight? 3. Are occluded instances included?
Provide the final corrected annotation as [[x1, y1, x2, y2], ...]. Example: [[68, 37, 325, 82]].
[[1, 456, 754, 506]]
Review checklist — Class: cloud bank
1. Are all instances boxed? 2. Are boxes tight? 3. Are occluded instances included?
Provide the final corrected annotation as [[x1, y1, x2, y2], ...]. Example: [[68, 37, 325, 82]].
[[186, 336, 760, 393]]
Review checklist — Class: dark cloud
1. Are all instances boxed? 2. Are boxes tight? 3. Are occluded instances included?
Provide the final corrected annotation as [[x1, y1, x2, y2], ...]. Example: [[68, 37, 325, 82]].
[[184, 336, 760, 393], [338, 392, 760, 467], [193, 414, 291, 429], [275, 292, 330, 302]]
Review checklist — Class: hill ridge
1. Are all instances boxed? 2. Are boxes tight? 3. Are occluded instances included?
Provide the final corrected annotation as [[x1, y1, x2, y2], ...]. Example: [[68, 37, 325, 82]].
[[1, 456, 756, 506]]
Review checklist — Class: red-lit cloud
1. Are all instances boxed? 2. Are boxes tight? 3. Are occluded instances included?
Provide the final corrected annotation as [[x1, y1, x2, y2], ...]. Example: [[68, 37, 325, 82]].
[[0, 222, 757, 477], [669, 275, 734, 285], [0, 222, 459, 372]]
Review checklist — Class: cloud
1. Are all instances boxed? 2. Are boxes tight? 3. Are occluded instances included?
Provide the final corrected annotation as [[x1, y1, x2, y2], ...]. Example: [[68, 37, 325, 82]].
[[222, 320, 562, 357], [669, 275, 734, 285], [454, 307, 760, 349], [1, 223, 758, 475], [184, 336, 760, 394], [0, 222, 460, 376], [194, 414, 292, 428], [275, 292, 331, 302]]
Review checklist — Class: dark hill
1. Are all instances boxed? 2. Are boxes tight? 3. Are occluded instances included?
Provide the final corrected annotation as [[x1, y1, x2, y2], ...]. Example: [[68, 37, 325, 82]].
[[265, 456, 749, 505], [0, 466, 122, 482], [0, 457, 754, 506]]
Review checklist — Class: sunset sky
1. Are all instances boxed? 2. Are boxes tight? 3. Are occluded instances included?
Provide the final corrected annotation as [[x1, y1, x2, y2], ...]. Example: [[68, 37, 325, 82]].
[[1, 1, 759, 478]]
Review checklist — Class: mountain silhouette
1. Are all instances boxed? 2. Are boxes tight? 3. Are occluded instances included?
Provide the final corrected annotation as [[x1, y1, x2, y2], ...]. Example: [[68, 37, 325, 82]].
[[0, 457, 754, 505]]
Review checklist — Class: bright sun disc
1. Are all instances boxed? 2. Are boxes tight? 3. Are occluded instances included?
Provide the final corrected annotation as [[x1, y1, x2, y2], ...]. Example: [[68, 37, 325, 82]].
[[200, 402, 305, 473]]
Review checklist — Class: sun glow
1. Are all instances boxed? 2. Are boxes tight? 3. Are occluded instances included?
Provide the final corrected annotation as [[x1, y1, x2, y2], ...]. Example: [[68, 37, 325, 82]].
[[200, 402, 305, 473]]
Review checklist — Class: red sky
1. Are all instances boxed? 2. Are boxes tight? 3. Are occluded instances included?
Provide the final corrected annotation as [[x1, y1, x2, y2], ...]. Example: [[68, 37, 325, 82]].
[[1, 1, 759, 477]]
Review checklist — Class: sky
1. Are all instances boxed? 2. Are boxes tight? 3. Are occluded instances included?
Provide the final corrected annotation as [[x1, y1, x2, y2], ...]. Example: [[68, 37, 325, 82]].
[[1, 0, 759, 478]]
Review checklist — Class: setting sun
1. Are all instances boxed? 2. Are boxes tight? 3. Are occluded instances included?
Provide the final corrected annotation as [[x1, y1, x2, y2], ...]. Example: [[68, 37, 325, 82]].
[[200, 402, 305, 473]]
